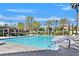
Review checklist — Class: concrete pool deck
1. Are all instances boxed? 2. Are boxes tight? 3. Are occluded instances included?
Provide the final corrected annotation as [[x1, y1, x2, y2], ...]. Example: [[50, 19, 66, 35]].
[[0, 42, 44, 54], [0, 37, 12, 39], [1, 46, 79, 56]]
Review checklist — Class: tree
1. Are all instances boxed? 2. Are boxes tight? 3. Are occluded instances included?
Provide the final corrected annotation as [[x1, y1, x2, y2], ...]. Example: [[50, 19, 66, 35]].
[[67, 19, 71, 35], [71, 3, 79, 35], [72, 22, 74, 35], [59, 18, 69, 35], [68, 21, 70, 35], [54, 20, 58, 35], [3, 24, 9, 28], [13, 24, 17, 28], [17, 23, 24, 30], [32, 21, 40, 34], [46, 20, 53, 35], [26, 16, 34, 33]]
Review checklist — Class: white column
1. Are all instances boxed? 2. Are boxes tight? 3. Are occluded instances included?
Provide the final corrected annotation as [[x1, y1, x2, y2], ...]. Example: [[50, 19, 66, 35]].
[[24, 30, 26, 35], [8, 29, 9, 36], [14, 29, 16, 36], [3, 29, 4, 37], [20, 30, 22, 35], [18, 30, 19, 35]]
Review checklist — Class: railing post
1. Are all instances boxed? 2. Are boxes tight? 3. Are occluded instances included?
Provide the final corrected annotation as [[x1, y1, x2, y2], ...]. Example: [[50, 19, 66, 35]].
[[68, 39, 70, 48]]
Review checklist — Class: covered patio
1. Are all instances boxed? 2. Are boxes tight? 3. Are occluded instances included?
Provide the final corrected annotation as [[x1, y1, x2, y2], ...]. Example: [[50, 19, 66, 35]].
[[0, 28, 27, 36]]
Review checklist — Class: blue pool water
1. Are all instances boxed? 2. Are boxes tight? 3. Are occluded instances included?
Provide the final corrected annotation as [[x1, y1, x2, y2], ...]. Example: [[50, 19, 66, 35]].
[[1, 36, 59, 50]]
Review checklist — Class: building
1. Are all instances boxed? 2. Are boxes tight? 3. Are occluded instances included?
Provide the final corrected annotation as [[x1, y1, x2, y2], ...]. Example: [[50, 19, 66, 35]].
[[0, 28, 27, 36]]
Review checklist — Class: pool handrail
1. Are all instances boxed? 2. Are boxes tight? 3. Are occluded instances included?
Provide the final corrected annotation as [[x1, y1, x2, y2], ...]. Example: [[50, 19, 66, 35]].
[[48, 36, 71, 49]]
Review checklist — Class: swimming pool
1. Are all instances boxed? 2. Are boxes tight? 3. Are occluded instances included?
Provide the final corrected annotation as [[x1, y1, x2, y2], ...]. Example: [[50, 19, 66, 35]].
[[1, 35, 59, 50]]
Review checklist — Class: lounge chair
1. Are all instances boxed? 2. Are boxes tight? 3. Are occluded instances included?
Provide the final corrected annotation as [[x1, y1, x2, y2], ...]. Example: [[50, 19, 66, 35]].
[[29, 34, 35, 36]]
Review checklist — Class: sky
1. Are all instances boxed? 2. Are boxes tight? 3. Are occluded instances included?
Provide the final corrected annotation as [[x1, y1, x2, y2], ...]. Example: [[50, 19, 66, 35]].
[[0, 3, 77, 26]]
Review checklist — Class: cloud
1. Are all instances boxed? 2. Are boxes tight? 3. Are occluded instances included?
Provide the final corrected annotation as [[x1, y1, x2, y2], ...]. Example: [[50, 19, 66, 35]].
[[62, 6, 71, 11], [0, 22, 5, 25], [48, 16, 61, 20], [70, 18, 75, 22], [34, 18, 47, 21], [34, 16, 76, 23], [6, 9, 37, 13], [55, 4, 65, 7], [0, 14, 26, 20], [55, 4, 71, 11], [0, 14, 76, 26], [34, 16, 61, 22], [0, 14, 7, 19], [8, 15, 26, 20], [0, 21, 17, 26], [0, 14, 26, 26]]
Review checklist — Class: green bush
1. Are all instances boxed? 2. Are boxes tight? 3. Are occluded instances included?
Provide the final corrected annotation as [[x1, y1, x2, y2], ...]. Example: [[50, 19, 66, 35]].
[[38, 31, 46, 35], [0, 32, 3, 36], [64, 31, 70, 35], [52, 30, 70, 35], [55, 31, 63, 35]]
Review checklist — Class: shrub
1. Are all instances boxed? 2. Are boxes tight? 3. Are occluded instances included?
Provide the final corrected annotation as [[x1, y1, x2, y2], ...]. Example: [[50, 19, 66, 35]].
[[0, 32, 3, 36]]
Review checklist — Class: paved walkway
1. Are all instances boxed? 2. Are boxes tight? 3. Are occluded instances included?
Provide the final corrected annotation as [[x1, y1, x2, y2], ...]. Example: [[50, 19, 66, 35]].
[[1, 47, 79, 56], [0, 42, 43, 54]]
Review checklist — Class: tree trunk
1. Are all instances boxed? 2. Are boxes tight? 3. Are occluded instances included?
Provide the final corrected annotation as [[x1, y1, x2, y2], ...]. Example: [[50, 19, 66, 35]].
[[37, 28, 38, 35], [68, 24, 70, 35], [3, 29, 4, 37], [76, 9, 78, 35], [62, 26, 64, 35], [48, 27, 49, 35], [72, 23, 74, 35], [76, 22, 78, 35], [54, 26, 56, 35], [31, 19, 33, 34]]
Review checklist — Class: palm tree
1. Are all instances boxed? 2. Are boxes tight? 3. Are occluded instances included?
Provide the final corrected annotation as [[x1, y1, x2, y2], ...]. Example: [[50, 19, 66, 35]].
[[68, 21, 70, 35], [67, 19, 71, 35], [3, 24, 9, 28], [17, 23, 24, 30], [71, 3, 79, 35], [32, 21, 40, 34], [72, 22, 74, 35], [46, 19, 53, 35], [59, 18, 69, 35], [13, 24, 17, 28], [54, 20, 58, 35], [26, 16, 34, 34]]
